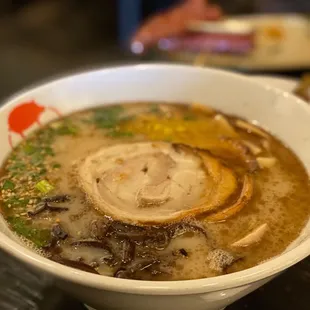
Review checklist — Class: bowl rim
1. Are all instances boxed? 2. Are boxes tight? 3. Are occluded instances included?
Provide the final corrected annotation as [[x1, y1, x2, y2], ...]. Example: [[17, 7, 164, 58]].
[[0, 63, 309, 295]]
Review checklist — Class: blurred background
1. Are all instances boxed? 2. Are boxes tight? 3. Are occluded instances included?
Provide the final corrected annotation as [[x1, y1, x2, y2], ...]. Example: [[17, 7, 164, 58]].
[[0, 0, 310, 99], [0, 0, 309, 309]]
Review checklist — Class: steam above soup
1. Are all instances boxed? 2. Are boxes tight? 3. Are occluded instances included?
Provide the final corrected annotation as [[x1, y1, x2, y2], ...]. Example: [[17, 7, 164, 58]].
[[0, 103, 309, 280]]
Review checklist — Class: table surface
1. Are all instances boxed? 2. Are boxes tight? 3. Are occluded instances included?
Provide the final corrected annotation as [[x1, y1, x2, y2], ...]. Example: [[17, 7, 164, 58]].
[[0, 8, 309, 310]]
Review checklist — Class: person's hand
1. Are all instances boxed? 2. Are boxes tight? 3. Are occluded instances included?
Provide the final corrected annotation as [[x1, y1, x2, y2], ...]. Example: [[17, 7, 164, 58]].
[[131, 0, 222, 54]]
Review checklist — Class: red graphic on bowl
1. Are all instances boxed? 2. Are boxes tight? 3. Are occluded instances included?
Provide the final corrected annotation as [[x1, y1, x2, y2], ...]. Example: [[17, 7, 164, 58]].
[[8, 100, 61, 147]]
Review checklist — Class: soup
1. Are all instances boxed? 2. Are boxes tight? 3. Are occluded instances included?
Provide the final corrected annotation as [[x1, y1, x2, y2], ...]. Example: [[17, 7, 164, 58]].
[[1, 103, 309, 280]]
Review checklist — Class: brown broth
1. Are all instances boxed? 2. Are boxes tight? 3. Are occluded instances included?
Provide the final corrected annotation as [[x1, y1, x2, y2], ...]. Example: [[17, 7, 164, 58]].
[[0, 102, 309, 280]]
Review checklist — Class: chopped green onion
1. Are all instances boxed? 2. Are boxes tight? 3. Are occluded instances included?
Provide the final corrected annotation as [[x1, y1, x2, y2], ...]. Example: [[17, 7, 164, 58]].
[[8, 162, 26, 172], [23, 143, 37, 155], [183, 114, 196, 121], [56, 123, 79, 135], [7, 217, 51, 247], [92, 106, 124, 129], [2, 180, 15, 190], [35, 180, 54, 194], [107, 130, 134, 138], [149, 104, 161, 114], [4, 196, 29, 208], [43, 146, 55, 156], [31, 153, 44, 165]]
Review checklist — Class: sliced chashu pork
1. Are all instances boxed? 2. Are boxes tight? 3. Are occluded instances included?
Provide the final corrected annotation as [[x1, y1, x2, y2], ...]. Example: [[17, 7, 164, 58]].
[[76, 142, 250, 225]]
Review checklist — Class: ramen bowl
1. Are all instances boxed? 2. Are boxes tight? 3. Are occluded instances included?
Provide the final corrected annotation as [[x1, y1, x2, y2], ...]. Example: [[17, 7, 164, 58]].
[[0, 64, 309, 310]]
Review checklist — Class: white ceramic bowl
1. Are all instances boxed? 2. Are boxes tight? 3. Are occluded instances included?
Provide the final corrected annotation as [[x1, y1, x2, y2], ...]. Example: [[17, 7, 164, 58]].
[[0, 64, 309, 310]]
